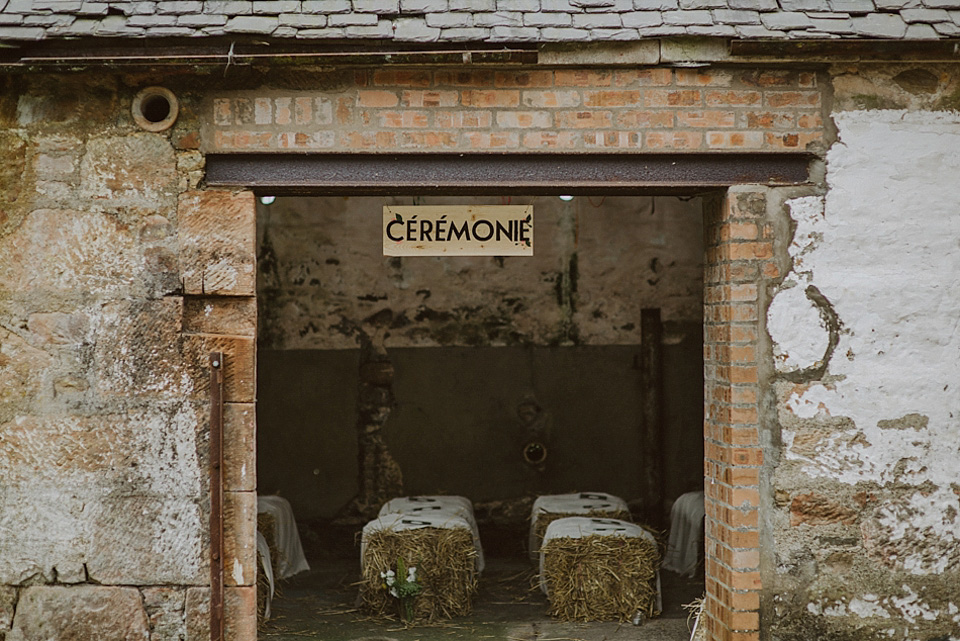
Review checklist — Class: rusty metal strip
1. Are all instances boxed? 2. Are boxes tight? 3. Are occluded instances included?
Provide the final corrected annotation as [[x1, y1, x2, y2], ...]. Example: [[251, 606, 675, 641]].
[[209, 352, 225, 641], [730, 38, 960, 60], [205, 152, 812, 195]]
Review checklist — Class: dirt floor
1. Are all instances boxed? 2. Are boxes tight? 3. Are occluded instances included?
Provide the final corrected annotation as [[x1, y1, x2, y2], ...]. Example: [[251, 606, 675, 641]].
[[258, 523, 703, 641]]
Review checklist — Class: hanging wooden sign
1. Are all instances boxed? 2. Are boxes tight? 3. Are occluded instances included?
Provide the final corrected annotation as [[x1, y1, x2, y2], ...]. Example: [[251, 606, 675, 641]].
[[383, 205, 533, 256]]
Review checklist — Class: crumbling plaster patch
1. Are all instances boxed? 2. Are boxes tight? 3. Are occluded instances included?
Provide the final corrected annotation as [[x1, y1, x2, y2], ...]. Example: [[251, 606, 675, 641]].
[[770, 110, 960, 490], [766, 108, 960, 616]]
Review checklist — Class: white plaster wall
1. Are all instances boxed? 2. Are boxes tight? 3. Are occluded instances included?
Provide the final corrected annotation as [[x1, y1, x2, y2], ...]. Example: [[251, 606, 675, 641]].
[[768, 110, 960, 579]]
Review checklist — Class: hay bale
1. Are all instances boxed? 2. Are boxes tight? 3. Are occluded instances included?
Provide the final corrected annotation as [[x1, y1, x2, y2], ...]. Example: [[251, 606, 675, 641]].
[[684, 596, 707, 641], [529, 492, 633, 558], [255, 531, 276, 627], [257, 511, 284, 580], [359, 517, 479, 622], [540, 517, 661, 623], [378, 496, 485, 572], [256, 548, 270, 626], [532, 508, 633, 558]]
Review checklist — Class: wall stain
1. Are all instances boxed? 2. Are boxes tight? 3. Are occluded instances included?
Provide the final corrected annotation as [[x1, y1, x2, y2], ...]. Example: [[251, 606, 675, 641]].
[[778, 284, 842, 384]]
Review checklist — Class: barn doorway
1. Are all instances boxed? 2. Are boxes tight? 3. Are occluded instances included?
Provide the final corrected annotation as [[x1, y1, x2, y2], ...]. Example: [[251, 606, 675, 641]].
[[252, 193, 707, 640]]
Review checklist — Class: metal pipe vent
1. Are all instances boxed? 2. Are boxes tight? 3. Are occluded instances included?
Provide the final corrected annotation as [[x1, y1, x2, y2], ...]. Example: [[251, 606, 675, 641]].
[[132, 86, 179, 132]]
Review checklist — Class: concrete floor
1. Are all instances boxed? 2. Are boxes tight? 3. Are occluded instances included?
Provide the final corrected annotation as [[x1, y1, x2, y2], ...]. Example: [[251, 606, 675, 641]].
[[259, 525, 701, 641]]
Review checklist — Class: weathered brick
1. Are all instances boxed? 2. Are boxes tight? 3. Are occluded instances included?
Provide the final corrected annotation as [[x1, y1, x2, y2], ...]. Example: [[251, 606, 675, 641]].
[[644, 130, 703, 149], [522, 89, 581, 107], [556, 110, 613, 128], [496, 110, 553, 128], [401, 89, 459, 107], [645, 89, 702, 106], [461, 89, 520, 107], [582, 89, 641, 106], [521, 130, 580, 148]]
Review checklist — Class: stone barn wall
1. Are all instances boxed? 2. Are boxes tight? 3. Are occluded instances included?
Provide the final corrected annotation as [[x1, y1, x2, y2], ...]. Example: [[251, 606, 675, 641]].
[[0, 58, 958, 641], [0, 72, 258, 641], [762, 64, 960, 640]]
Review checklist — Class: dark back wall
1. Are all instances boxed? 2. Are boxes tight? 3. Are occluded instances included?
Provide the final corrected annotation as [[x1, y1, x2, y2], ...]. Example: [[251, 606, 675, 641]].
[[257, 324, 703, 521]]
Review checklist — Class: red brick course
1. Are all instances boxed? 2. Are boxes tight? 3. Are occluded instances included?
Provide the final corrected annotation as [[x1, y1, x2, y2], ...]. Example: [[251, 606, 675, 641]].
[[207, 67, 824, 153]]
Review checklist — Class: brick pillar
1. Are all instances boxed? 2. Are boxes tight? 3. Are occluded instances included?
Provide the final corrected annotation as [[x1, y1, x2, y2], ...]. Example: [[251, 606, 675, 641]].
[[701, 188, 772, 641]]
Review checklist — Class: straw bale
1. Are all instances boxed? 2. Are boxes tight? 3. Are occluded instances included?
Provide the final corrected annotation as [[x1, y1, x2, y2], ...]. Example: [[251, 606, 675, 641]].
[[684, 596, 706, 641], [256, 551, 270, 627], [256, 512, 283, 627], [359, 527, 478, 622], [541, 533, 660, 622], [257, 512, 283, 579], [532, 509, 632, 557]]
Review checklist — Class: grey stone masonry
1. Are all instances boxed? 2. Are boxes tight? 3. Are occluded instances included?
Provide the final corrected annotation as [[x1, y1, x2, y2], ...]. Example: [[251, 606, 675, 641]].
[[1, 0, 959, 41]]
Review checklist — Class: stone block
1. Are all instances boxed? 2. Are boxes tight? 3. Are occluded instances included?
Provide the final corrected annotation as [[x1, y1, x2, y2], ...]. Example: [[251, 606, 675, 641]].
[[0, 586, 16, 629], [183, 334, 256, 403], [26, 312, 89, 345], [0, 487, 84, 585], [224, 403, 256, 492], [53, 562, 86, 584], [85, 496, 206, 585], [178, 190, 256, 297], [0, 326, 54, 419], [524, 11, 573, 26], [0, 406, 204, 491], [224, 492, 256, 587], [93, 298, 188, 399], [185, 586, 257, 641], [79, 134, 177, 210], [0, 209, 143, 295], [8, 586, 149, 641], [142, 587, 186, 641], [182, 297, 256, 337]]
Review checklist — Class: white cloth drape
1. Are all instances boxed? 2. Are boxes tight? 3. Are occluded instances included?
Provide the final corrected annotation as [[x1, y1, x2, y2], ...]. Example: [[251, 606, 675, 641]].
[[662, 491, 705, 577], [257, 495, 311, 579]]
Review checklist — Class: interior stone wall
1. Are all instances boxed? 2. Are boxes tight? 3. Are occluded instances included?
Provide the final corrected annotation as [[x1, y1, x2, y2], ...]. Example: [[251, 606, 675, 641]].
[[257, 195, 705, 350], [256, 195, 706, 521]]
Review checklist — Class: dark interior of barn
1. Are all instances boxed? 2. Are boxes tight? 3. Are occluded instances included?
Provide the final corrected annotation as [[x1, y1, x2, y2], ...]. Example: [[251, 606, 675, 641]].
[[253, 195, 706, 640]]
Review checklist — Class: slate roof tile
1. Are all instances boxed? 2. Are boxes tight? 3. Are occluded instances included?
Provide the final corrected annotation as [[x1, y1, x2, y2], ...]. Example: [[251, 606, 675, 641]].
[[1, 0, 959, 43]]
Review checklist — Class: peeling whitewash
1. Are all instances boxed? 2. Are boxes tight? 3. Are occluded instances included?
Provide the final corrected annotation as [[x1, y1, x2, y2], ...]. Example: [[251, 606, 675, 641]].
[[768, 109, 960, 635]]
